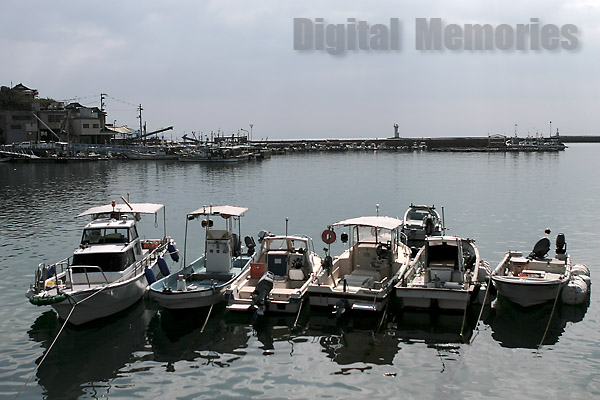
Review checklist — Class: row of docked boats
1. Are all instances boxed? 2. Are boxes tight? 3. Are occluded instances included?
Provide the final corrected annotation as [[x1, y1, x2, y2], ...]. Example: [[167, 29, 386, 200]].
[[26, 202, 590, 327], [125, 144, 271, 162]]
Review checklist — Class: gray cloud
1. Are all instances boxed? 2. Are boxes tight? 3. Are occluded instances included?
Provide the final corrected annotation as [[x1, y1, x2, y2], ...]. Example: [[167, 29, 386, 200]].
[[1, 0, 598, 139]]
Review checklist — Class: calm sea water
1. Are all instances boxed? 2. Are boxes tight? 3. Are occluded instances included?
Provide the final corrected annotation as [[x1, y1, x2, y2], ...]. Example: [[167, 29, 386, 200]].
[[1, 144, 598, 399]]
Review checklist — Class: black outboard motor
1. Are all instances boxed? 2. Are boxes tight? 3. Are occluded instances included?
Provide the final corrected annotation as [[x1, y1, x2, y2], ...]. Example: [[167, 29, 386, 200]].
[[252, 271, 274, 316], [556, 233, 567, 255], [528, 237, 551, 260], [244, 235, 256, 256], [424, 215, 435, 236], [257, 230, 274, 243]]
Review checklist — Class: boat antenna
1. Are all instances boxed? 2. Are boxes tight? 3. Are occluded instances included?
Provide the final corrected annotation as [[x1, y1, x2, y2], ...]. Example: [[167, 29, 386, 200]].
[[120, 195, 134, 210], [376, 203, 380, 216], [285, 217, 289, 236]]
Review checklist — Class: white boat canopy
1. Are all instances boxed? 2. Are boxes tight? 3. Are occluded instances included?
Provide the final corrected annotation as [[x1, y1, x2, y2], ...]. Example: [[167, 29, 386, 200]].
[[332, 216, 403, 231], [187, 205, 249, 218], [77, 203, 165, 218]]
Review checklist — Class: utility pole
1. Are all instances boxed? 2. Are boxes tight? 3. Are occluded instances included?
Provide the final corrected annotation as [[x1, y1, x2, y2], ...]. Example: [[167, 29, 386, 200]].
[[137, 104, 143, 144], [100, 93, 106, 130]]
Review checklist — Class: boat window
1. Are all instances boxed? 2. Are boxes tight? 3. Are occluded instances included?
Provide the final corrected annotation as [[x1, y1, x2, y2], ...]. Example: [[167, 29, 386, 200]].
[[354, 226, 392, 244], [81, 228, 129, 245], [267, 239, 289, 251], [130, 227, 139, 241], [72, 249, 136, 272], [407, 209, 430, 221]]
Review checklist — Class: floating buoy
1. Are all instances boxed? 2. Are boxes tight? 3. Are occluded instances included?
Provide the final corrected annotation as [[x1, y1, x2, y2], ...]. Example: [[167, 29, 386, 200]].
[[167, 242, 180, 262], [561, 276, 589, 305], [157, 257, 170, 277], [144, 266, 157, 284], [321, 229, 336, 244]]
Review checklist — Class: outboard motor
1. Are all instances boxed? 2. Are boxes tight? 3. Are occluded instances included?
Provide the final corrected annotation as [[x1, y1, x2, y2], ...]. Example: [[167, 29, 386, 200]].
[[424, 215, 435, 236], [244, 235, 256, 256], [252, 271, 274, 316], [528, 237, 551, 260], [556, 233, 567, 255], [258, 230, 274, 243]]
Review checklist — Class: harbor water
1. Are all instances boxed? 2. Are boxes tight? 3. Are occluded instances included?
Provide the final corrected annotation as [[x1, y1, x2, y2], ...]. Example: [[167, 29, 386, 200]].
[[1, 144, 598, 399]]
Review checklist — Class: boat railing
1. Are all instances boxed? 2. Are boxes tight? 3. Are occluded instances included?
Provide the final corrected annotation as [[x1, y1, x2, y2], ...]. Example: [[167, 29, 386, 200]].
[[33, 258, 72, 292], [71, 265, 111, 287], [126, 237, 169, 281]]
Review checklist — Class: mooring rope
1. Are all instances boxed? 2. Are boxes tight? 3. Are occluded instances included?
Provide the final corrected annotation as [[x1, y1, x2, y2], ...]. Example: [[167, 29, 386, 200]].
[[536, 283, 563, 355], [14, 282, 112, 399]]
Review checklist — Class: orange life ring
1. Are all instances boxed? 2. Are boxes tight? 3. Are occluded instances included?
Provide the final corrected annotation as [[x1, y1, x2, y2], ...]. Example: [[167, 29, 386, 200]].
[[321, 229, 336, 244]]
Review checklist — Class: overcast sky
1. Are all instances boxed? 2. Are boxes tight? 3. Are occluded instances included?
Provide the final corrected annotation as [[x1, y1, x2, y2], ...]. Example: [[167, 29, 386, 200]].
[[1, 0, 598, 140]]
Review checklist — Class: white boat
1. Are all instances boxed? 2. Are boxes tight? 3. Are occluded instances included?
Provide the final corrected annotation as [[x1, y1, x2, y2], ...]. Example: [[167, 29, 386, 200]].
[[395, 235, 491, 311], [27, 201, 175, 326], [149, 205, 252, 309], [401, 204, 443, 253], [226, 233, 323, 315], [308, 215, 412, 314], [491, 233, 572, 307]]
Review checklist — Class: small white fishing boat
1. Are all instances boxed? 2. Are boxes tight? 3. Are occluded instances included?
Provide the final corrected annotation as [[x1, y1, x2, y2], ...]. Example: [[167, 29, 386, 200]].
[[27, 201, 176, 326], [401, 204, 443, 253], [492, 232, 573, 307], [226, 233, 323, 315], [395, 235, 491, 311], [308, 214, 412, 314], [149, 205, 252, 309]]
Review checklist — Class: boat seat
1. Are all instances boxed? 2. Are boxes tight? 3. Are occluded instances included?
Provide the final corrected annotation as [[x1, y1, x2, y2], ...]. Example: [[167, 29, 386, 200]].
[[343, 274, 375, 288], [288, 268, 305, 281], [350, 268, 381, 281]]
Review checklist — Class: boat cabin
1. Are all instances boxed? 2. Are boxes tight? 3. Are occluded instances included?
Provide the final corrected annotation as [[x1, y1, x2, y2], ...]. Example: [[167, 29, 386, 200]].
[[250, 236, 312, 285], [326, 216, 407, 289], [414, 236, 477, 285]]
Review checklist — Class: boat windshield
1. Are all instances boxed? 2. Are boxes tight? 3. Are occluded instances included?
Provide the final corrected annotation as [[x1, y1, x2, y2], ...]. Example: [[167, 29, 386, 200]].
[[354, 226, 393, 244], [71, 249, 136, 272], [406, 209, 431, 221], [266, 238, 307, 252], [81, 228, 131, 245]]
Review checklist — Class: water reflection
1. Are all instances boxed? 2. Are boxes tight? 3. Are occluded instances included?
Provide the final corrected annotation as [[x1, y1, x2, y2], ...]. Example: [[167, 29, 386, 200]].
[[27, 301, 155, 400], [391, 308, 480, 345], [305, 310, 400, 366], [487, 295, 590, 349], [147, 305, 252, 368]]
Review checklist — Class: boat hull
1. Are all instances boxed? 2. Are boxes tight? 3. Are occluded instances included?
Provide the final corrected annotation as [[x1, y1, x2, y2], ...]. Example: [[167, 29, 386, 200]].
[[492, 277, 567, 307], [150, 285, 229, 309], [149, 256, 252, 310], [395, 287, 471, 311], [307, 285, 391, 313], [50, 270, 152, 325]]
